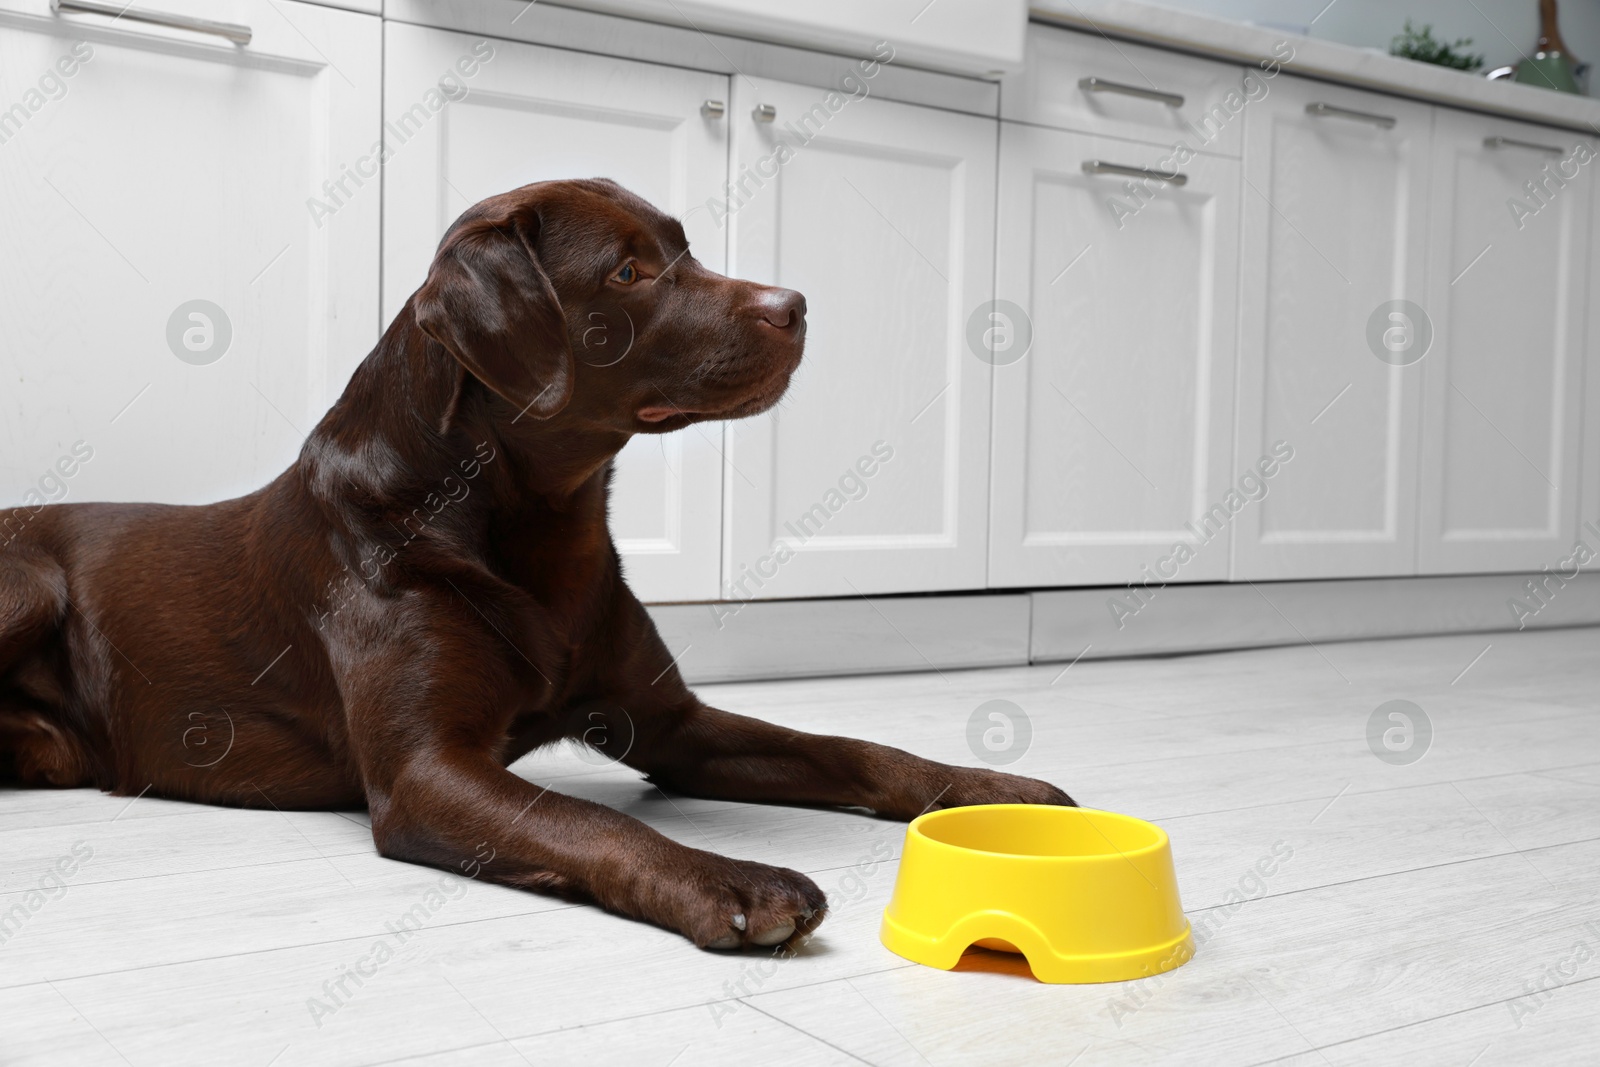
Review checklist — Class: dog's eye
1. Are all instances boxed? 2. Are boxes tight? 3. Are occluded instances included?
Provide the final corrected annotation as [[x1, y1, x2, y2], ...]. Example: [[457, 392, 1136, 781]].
[[612, 263, 638, 285]]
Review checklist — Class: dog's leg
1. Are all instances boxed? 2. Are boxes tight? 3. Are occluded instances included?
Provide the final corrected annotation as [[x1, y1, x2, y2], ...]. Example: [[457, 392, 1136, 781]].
[[0, 545, 91, 788], [363, 748, 825, 949], [616, 702, 1076, 821], [593, 596, 1076, 820], [0, 542, 67, 675], [340, 645, 826, 950]]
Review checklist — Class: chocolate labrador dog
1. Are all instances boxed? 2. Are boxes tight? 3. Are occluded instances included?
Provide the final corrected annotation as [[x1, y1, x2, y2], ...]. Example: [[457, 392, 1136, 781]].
[[0, 179, 1073, 950]]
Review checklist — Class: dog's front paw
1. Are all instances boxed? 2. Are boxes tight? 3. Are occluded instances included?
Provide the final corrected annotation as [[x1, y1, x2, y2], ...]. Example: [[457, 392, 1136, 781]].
[[671, 852, 828, 952], [925, 767, 1077, 812]]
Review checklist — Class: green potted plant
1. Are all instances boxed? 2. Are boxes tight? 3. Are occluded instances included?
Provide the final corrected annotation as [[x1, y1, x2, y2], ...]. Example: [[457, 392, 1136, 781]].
[[1389, 19, 1485, 72]]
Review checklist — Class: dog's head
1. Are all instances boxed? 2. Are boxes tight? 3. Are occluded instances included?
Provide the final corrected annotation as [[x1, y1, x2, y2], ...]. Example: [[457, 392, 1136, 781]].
[[413, 178, 805, 435]]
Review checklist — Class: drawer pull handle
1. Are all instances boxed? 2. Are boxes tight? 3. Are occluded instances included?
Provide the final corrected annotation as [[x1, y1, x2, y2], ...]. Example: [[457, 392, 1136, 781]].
[[1484, 135, 1565, 155], [1082, 159, 1188, 186], [1078, 76, 1184, 108], [752, 103, 777, 123], [701, 99, 726, 118], [52, 0, 252, 44], [1306, 102, 1396, 129]]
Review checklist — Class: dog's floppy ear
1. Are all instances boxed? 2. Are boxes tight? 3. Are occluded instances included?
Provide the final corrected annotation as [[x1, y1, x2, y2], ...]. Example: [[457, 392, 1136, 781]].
[[414, 215, 573, 420]]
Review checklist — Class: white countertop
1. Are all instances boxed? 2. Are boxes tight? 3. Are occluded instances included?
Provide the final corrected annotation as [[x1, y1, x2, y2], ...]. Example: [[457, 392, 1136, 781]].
[[1030, 0, 1600, 134], [552, 0, 1027, 75]]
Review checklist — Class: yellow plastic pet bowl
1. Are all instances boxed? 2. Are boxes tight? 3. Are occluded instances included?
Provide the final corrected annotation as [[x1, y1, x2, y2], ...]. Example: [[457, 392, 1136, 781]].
[[880, 805, 1194, 984]]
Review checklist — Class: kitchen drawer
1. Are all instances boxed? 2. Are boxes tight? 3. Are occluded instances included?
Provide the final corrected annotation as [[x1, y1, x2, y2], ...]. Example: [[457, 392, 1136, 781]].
[[1003, 23, 1248, 158]]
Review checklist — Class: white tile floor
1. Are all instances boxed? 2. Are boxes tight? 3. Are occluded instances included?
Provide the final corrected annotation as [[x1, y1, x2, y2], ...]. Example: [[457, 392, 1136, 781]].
[[2, 627, 1597, 1066]]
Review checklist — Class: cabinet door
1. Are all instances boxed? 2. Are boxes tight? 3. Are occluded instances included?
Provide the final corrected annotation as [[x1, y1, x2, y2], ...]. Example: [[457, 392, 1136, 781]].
[[1418, 111, 1590, 573], [0, 0, 379, 506], [723, 77, 996, 598], [1233, 77, 1433, 580], [381, 24, 729, 602], [988, 124, 1240, 587]]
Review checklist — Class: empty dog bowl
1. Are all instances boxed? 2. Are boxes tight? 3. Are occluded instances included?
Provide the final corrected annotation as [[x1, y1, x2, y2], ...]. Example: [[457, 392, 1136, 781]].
[[879, 805, 1194, 984]]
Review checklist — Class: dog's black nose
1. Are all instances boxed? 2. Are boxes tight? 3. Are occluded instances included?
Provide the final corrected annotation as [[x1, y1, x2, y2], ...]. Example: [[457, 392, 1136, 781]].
[[756, 288, 806, 331]]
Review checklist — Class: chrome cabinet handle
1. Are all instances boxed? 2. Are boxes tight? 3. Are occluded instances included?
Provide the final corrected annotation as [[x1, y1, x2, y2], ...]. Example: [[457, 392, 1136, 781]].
[[1305, 102, 1396, 128], [1484, 135, 1565, 155], [1082, 159, 1188, 186], [52, 0, 251, 44], [752, 103, 776, 123], [701, 99, 726, 118], [1078, 76, 1184, 108]]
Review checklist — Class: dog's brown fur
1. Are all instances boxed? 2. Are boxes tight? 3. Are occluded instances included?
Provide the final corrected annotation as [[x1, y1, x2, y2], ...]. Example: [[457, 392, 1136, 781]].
[[0, 179, 1073, 950]]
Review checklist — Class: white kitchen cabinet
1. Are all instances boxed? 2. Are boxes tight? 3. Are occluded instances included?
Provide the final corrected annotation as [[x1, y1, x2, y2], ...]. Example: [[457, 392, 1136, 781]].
[[0, 0, 379, 507], [381, 23, 730, 602], [1418, 110, 1590, 574], [721, 76, 997, 598], [1233, 77, 1434, 580], [988, 123, 1241, 587]]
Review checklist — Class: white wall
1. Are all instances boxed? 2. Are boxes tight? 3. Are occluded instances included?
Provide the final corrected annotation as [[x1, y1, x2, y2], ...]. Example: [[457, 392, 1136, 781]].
[[1146, 0, 1600, 94]]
